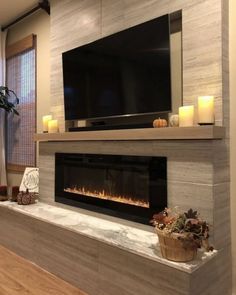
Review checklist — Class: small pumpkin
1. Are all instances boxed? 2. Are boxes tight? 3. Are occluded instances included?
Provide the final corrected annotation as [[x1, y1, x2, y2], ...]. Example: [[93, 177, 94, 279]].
[[153, 118, 168, 128]]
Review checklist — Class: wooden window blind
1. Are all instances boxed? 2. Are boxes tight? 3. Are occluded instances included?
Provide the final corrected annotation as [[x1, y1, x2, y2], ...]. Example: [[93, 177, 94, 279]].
[[6, 35, 36, 172]]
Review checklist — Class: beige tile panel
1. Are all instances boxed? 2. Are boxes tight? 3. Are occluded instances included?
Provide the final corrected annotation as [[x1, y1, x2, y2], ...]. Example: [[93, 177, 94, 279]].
[[102, 0, 171, 38], [39, 140, 214, 159], [38, 152, 55, 201], [168, 160, 213, 184], [98, 242, 190, 295], [121, 0, 206, 32], [213, 140, 230, 184], [168, 181, 213, 224], [222, 0, 229, 129], [50, 105, 65, 132], [50, 55, 63, 106], [190, 247, 232, 295], [101, 0, 125, 37], [33, 222, 99, 294], [213, 182, 231, 249], [182, 0, 222, 125], [0, 208, 36, 262], [50, 0, 101, 50]]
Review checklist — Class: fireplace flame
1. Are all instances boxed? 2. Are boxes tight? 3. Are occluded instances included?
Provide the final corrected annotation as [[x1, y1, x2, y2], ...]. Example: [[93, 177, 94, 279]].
[[64, 187, 149, 208]]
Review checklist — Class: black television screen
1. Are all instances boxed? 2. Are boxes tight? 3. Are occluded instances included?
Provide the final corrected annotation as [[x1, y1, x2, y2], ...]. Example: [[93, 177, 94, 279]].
[[62, 14, 171, 122]]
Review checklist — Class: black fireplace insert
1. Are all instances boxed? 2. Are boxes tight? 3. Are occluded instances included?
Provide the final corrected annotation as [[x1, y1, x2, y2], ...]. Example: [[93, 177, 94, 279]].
[[55, 153, 167, 224]]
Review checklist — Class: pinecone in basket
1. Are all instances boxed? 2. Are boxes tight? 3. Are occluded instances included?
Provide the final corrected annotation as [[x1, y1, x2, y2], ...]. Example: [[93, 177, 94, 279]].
[[17, 189, 37, 205]]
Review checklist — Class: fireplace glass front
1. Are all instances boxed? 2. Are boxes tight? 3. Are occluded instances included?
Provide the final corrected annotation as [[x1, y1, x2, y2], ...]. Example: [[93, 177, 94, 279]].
[[55, 153, 167, 224]]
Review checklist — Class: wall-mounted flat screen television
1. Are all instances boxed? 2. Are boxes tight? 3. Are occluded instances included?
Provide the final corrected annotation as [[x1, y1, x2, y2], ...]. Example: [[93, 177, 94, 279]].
[[62, 14, 171, 126]]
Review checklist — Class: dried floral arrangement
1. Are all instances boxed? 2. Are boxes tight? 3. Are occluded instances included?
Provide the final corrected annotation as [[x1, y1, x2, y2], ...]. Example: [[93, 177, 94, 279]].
[[151, 208, 213, 252]]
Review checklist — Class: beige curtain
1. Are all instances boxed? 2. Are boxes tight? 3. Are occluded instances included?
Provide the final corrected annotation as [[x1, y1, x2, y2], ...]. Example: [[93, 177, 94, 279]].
[[0, 30, 7, 185]]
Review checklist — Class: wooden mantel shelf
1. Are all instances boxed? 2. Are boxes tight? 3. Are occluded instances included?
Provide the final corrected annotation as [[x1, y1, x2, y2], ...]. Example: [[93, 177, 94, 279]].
[[34, 126, 225, 142]]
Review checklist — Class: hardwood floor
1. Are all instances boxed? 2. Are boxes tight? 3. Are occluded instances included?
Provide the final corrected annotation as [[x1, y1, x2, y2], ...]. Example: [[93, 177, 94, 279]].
[[0, 245, 87, 295]]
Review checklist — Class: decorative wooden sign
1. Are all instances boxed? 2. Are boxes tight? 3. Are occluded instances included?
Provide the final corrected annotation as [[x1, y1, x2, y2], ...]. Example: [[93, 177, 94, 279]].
[[20, 167, 39, 193]]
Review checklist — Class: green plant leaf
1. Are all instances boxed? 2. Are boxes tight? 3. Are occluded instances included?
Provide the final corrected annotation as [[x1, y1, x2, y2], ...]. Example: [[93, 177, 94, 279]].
[[0, 86, 19, 115]]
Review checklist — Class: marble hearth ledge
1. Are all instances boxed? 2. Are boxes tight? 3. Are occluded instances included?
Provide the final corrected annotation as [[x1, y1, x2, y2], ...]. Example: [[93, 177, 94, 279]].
[[0, 201, 217, 273]]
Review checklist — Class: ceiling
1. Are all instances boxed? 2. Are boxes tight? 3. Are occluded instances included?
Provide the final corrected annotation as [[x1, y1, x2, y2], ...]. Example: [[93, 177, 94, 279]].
[[0, 0, 38, 28]]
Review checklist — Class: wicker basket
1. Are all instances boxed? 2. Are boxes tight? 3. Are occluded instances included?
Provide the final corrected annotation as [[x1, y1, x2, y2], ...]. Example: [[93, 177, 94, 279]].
[[156, 228, 198, 262]]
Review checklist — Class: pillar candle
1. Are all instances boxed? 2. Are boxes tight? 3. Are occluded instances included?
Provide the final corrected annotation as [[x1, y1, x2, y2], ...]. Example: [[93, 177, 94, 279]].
[[48, 119, 59, 133], [178, 106, 194, 127], [42, 115, 52, 133], [198, 96, 214, 125]]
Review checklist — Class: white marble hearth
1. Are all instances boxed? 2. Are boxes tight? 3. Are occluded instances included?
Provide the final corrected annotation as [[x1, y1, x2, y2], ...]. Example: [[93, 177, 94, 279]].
[[0, 201, 217, 274]]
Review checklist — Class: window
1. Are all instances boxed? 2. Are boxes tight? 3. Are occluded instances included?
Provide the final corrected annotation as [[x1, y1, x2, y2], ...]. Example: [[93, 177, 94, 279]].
[[6, 35, 36, 172]]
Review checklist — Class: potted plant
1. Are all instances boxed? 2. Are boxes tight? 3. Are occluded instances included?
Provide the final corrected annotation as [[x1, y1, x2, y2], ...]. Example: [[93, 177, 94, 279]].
[[151, 208, 213, 262], [0, 86, 19, 114]]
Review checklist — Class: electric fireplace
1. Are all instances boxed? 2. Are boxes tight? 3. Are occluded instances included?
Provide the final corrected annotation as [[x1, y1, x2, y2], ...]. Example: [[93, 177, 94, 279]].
[[55, 153, 167, 224]]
